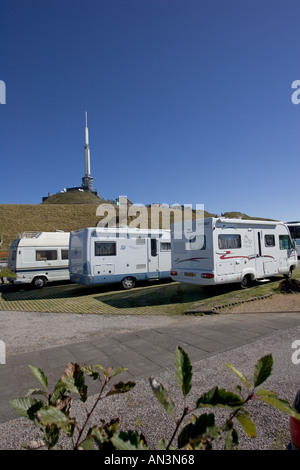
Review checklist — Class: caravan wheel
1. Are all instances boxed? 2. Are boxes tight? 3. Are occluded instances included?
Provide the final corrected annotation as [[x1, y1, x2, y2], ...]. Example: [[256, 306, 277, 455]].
[[240, 274, 252, 289], [32, 276, 46, 289], [121, 277, 136, 290]]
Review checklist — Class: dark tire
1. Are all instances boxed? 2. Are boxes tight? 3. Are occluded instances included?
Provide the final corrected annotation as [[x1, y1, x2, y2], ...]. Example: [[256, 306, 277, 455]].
[[32, 277, 46, 289], [121, 277, 136, 290], [241, 274, 252, 289]]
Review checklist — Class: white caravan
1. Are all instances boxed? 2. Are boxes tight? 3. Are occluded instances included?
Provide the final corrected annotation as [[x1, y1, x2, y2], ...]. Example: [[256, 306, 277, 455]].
[[69, 227, 171, 289], [7, 231, 70, 288], [170, 218, 298, 288]]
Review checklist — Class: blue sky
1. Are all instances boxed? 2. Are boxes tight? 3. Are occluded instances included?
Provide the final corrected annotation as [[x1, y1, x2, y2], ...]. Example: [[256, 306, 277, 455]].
[[1, 0, 299, 222]]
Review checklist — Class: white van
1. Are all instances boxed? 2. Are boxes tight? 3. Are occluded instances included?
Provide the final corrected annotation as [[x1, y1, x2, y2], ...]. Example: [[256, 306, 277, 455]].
[[69, 227, 171, 289], [7, 231, 70, 288], [170, 218, 298, 288]]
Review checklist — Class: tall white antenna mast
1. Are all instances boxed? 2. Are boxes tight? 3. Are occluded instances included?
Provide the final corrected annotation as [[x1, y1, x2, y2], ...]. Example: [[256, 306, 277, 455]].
[[84, 111, 91, 176]]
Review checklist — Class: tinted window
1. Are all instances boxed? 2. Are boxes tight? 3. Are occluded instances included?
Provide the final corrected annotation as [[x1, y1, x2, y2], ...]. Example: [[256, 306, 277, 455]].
[[61, 249, 69, 260], [95, 242, 116, 256], [265, 235, 275, 247]]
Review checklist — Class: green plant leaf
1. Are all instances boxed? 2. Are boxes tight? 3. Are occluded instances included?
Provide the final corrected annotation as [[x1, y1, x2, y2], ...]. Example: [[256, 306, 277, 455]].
[[178, 413, 215, 448], [196, 387, 244, 409], [37, 406, 76, 436], [225, 363, 251, 390], [253, 355, 273, 387], [256, 389, 300, 418], [44, 424, 60, 449], [25, 388, 48, 397], [78, 437, 95, 450], [28, 365, 48, 389], [235, 410, 256, 438], [110, 367, 128, 378], [105, 381, 135, 396], [60, 363, 87, 402], [9, 397, 41, 419], [80, 364, 100, 381], [89, 419, 120, 450], [96, 364, 109, 377], [111, 430, 149, 450], [50, 380, 67, 404], [37, 406, 70, 424], [174, 346, 192, 397], [149, 378, 175, 415], [224, 428, 238, 450]]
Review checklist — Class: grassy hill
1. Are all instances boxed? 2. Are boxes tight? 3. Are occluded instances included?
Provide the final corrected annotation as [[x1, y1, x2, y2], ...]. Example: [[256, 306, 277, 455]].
[[42, 191, 103, 204], [0, 192, 275, 251]]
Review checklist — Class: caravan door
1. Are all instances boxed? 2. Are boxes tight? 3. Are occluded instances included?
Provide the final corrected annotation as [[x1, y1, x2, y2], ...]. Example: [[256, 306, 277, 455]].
[[148, 238, 159, 278], [254, 230, 265, 278], [254, 229, 278, 278]]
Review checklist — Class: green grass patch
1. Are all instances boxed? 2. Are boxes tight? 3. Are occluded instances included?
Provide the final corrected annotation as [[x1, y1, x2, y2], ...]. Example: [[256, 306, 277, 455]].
[[1, 267, 298, 316], [0, 280, 209, 316]]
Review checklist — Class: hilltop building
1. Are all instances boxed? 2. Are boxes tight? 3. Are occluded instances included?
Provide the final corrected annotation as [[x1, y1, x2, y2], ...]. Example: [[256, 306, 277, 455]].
[[43, 112, 103, 202]]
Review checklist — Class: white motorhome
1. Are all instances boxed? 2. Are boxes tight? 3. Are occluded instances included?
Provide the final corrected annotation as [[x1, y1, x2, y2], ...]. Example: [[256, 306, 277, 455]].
[[170, 218, 298, 288], [7, 231, 70, 288], [69, 227, 171, 289]]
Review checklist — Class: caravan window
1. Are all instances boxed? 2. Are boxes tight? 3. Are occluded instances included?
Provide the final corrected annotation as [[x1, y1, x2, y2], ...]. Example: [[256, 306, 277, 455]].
[[160, 242, 171, 252], [218, 234, 241, 249], [95, 242, 116, 256], [61, 249, 69, 260], [264, 235, 275, 247], [279, 235, 293, 250], [151, 239, 157, 257], [36, 250, 58, 261]]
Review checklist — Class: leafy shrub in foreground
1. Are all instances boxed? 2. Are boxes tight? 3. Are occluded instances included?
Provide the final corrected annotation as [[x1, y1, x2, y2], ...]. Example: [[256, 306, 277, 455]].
[[10, 346, 300, 450]]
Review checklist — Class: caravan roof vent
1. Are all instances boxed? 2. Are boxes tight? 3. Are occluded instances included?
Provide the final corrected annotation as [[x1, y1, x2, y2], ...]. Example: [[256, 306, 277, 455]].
[[17, 232, 42, 239]]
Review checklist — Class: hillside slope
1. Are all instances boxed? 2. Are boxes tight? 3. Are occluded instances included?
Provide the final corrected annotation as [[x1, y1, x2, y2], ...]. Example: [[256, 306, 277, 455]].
[[0, 203, 213, 250], [0, 198, 274, 251]]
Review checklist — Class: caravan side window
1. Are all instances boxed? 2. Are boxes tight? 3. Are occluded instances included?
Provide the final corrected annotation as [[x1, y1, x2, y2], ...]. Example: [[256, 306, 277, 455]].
[[264, 235, 275, 247], [95, 242, 116, 256], [160, 242, 171, 252], [279, 235, 293, 250], [151, 239, 157, 257], [36, 250, 58, 261], [61, 249, 69, 260], [218, 234, 241, 249]]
